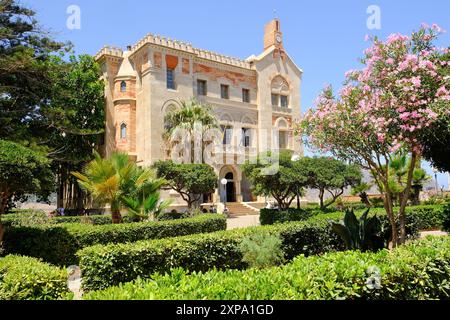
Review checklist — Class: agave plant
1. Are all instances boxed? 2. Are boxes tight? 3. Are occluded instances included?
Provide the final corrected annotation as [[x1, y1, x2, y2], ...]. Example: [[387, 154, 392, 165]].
[[331, 208, 388, 252]]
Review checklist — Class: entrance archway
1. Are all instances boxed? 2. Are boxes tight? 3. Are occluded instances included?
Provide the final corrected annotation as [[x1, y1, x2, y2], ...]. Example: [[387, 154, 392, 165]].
[[224, 172, 236, 202]]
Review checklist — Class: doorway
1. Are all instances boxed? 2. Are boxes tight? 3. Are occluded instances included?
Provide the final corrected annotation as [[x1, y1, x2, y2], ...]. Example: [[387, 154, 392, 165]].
[[224, 172, 236, 202]]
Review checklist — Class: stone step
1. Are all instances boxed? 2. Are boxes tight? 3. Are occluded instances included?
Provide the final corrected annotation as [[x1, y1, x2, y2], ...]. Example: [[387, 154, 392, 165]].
[[225, 203, 260, 215]]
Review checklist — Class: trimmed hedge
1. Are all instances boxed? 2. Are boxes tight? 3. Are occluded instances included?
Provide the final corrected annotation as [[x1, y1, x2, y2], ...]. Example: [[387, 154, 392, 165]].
[[3, 214, 226, 266], [84, 236, 450, 300], [78, 211, 419, 291], [0, 255, 71, 300], [2, 212, 135, 226], [78, 219, 341, 291], [261, 205, 446, 230], [260, 208, 321, 225]]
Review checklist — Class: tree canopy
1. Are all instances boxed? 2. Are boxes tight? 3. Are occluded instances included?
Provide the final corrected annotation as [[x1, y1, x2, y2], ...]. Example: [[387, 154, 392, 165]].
[[153, 160, 217, 209], [299, 24, 449, 246], [298, 157, 362, 209], [242, 151, 308, 210]]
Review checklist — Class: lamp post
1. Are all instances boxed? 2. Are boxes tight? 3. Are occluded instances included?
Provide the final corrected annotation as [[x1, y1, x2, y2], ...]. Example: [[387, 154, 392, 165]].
[[432, 167, 439, 195], [220, 178, 228, 213]]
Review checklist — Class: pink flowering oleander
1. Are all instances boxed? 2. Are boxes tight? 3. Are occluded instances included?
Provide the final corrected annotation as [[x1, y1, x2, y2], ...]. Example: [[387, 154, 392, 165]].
[[300, 24, 449, 157]]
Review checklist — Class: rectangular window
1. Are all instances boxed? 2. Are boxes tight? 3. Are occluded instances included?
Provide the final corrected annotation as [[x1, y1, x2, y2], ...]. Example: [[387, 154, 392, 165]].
[[222, 125, 233, 145], [271, 94, 279, 106], [242, 89, 250, 103], [280, 95, 289, 108], [279, 131, 288, 149], [166, 68, 175, 90], [197, 80, 207, 96], [221, 84, 230, 99], [242, 128, 251, 147]]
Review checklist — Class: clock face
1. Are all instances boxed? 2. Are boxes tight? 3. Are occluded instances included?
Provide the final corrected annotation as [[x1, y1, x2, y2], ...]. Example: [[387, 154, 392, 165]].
[[276, 35, 282, 43]]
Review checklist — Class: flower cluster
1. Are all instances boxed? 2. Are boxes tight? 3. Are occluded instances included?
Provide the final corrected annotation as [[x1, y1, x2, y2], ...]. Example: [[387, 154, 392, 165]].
[[301, 24, 449, 157]]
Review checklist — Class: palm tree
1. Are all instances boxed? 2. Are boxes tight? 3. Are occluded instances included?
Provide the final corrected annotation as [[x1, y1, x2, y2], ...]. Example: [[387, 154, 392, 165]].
[[72, 152, 158, 223], [163, 98, 219, 163], [121, 171, 172, 221], [410, 168, 430, 205]]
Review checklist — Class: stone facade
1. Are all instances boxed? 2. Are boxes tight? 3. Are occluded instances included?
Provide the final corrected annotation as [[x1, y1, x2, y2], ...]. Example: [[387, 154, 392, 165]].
[[95, 19, 303, 207]]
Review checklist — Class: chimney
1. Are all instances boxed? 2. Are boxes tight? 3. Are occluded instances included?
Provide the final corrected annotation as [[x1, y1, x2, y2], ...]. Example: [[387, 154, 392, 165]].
[[264, 19, 283, 51]]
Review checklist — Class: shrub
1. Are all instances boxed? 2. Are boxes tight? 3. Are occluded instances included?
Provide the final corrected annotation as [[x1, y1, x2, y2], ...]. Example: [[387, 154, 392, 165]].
[[79, 209, 423, 292], [262, 205, 445, 231], [84, 236, 450, 300], [260, 208, 320, 225], [239, 231, 285, 268], [2, 211, 120, 226], [78, 218, 345, 291], [0, 255, 71, 300], [443, 202, 450, 232], [3, 214, 226, 266], [157, 210, 189, 221]]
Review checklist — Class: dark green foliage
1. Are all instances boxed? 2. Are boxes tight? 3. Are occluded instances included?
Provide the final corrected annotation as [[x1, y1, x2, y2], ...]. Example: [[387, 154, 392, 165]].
[[0, 255, 71, 300], [0, 140, 54, 214], [157, 210, 190, 221], [153, 160, 217, 209], [78, 208, 424, 292], [77, 217, 359, 291], [331, 209, 388, 252], [241, 151, 307, 210], [297, 156, 362, 209], [443, 202, 450, 232], [84, 236, 450, 300], [260, 208, 320, 225], [3, 214, 226, 266]]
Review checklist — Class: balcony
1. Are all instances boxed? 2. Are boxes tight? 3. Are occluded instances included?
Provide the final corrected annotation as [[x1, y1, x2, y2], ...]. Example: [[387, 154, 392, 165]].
[[197, 95, 257, 111], [272, 105, 292, 115]]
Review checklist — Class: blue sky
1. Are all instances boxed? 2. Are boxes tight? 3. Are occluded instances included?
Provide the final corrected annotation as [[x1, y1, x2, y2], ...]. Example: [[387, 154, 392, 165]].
[[25, 0, 450, 189]]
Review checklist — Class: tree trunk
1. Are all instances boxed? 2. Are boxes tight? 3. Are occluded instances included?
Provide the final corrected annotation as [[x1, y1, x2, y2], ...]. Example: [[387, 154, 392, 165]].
[[383, 182, 398, 248], [398, 152, 417, 244], [319, 188, 325, 210], [111, 209, 122, 224], [296, 193, 300, 209]]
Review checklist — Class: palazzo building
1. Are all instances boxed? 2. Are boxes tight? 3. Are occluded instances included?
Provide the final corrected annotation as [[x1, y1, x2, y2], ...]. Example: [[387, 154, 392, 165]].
[[95, 19, 303, 209]]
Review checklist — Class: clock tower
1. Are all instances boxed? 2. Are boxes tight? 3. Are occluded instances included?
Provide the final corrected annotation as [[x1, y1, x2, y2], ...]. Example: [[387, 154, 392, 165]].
[[264, 19, 284, 51]]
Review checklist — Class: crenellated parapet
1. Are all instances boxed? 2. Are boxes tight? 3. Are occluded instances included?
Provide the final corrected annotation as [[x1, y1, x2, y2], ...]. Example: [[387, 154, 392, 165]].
[[94, 46, 124, 61], [128, 33, 252, 69]]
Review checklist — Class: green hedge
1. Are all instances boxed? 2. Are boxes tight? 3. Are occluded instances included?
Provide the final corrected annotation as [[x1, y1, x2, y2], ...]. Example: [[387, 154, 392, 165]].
[[78, 219, 341, 291], [260, 208, 321, 225], [84, 236, 450, 300], [3, 214, 226, 266], [261, 205, 446, 230], [2, 212, 135, 226], [78, 211, 419, 292], [0, 255, 71, 300]]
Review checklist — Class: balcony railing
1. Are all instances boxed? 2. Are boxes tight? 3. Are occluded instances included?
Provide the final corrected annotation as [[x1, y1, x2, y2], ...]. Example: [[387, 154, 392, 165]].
[[272, 105, 292, 114]]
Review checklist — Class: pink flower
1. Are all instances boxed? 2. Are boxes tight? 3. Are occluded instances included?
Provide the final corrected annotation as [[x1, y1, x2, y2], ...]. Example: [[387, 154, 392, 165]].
[[436, 85, 448, 97], [411, 76, 421, 88], [386, 58, 394, 65]]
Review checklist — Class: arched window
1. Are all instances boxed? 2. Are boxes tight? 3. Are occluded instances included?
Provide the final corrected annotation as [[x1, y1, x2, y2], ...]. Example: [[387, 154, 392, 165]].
[[271, 75, 290, 108], [120, 123, 127, 139], [120, 81, 127, 92]]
